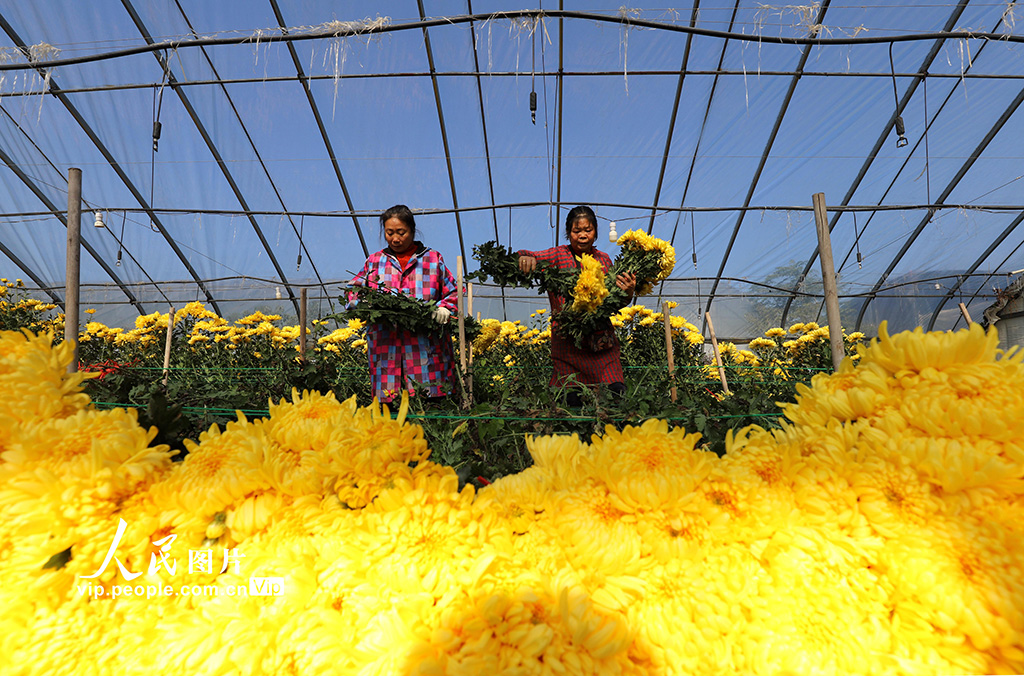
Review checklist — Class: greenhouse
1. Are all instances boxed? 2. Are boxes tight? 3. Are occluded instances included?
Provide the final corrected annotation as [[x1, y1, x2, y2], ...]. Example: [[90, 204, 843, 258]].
[[1, 2, 1023, 675]]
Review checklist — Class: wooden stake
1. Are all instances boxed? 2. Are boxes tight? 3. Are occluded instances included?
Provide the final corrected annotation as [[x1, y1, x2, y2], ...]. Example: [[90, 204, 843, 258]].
[[65, 167, 82, 373], [812, 192, 846, 371], [705, 311, 731, 395], [299, 288, 308, 361], [662, 302, 677, 402], [162, 306, 175, 386], [456, 256, 468, 405], [466, 282, 474, 398], [958, 302, 973, 325]]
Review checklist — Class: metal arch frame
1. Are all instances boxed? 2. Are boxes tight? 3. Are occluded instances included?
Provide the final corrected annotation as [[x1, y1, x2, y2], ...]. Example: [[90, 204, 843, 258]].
[[0, 107, 161, 297], [700, 0, 832, 334], [267, 0, 369, 261], [646, 1, 701, 236], [926, 210, 1024, 330], [167, 0, 336, 316], [555, 0, 563, 245], [662, 0, 741, 260], [121, 0, 300, 318], [855, 82, 1024, 330], [945, 231, 1024, 330], [4, 11, 1024, 75], [417, 0, 467, 265], [0, 12, 222, 316], [779, 0, 971, 329], [467, 0, 508, 318], [0, 141, 146, 313]]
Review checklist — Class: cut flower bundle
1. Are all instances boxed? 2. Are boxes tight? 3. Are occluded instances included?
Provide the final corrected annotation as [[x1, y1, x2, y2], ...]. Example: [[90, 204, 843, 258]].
[[470, 231, 676, 349], [0, 323, 1023, 675]]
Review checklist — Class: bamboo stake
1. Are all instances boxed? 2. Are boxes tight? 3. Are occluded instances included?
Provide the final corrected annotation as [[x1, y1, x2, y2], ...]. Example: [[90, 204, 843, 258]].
[[812, 192, 846, 371], [662, 302, 677, 402], [65, 168, 82, 373], [162, 306, 175, 386], [456, 256, 467, 406], [299, 288, 308, 362], [705, 311, 731, 395], [958, 302, 973, 325]]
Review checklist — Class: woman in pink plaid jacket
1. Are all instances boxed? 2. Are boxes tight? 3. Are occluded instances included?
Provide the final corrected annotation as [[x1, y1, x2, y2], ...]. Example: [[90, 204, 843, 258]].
[[348, 205, 459, 403]]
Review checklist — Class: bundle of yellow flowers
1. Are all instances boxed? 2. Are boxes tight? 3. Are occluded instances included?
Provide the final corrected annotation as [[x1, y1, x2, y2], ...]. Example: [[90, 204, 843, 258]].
[[554, 231, 676, 349], [1, 323, 1022, 675], [569, 253, 610, 313]]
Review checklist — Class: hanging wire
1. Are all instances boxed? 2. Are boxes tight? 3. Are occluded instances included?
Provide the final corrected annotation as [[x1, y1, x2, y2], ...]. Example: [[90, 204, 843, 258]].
[[538, 6, 555, 233], [116, 210, 127, 266], [296, 214, 304, 270], [690, 210, 697, 269], [852, 210, 863, 268], [529, 18, 537, 124], [923, 75, 932, 221], [889, 42, 908, 148], [150, 52, 170, 230]]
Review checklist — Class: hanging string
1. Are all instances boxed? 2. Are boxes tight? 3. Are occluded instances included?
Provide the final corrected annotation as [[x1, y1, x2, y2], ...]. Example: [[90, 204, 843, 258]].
[[296, 214, 304, 270], [889, 42, 908, 148], [852, 211, 863, 268]]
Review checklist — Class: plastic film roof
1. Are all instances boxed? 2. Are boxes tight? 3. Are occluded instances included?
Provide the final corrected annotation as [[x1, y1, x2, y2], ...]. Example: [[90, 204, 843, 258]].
[[2, 1, 1024, 339]]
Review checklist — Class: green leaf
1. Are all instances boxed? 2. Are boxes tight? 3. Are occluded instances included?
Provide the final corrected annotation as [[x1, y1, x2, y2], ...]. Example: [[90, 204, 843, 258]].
[[42, 546, 72, 570]]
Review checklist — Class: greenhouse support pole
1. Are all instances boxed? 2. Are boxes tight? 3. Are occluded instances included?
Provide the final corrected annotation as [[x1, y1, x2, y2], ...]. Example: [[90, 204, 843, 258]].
[[299, 288, 307, 361], [705, 312, 730, 395], [456, 256, 468, 406], [162, 306, 175, 386], [65, 167, 82, 373], [958, 302, 973, 325], [812, 192, 845, 371], [662, 302, 677, 402]]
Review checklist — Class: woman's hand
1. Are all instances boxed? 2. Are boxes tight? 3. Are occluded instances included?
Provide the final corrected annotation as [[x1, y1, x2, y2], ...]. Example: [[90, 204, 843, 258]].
[[518, 255, 537, 273], [615, 271, 637, 295]]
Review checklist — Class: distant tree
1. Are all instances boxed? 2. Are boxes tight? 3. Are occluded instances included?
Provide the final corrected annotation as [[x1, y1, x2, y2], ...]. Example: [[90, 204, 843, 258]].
[[744, 260, 824, 331]]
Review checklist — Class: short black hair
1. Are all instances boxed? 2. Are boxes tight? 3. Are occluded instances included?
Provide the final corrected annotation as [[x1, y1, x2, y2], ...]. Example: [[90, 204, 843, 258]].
[[380, 204, 416, 238], [564, 205, 597, 237]]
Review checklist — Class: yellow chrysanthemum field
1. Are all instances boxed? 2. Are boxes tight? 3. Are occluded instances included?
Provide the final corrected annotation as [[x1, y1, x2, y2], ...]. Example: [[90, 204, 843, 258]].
[[1, 323, 1022, 675]]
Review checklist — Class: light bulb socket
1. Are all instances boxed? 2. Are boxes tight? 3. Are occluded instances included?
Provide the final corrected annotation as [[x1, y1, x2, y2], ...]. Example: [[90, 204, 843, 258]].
[[93, 212, 105, 228]]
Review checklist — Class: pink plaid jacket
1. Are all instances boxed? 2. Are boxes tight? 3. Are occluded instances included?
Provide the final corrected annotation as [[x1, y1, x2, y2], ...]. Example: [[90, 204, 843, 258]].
[[349, 244, 459, 401]]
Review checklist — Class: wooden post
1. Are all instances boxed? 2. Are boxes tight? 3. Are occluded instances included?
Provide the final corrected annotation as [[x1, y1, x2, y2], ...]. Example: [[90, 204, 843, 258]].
[[958, 302, 973, 325], [162, 306, 175, 386], [65, 167, 82, 373], [466, 282, 474, 398], [812, 192, 845, 371], [456, 256, 467, 405], [705, 311, 731, 395], [662, 302, 677, 403], [299, 287, 308, 361]]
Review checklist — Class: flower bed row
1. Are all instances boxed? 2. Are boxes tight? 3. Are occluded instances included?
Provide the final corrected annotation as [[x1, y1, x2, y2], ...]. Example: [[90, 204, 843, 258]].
[[0, 322, 1022, 674]]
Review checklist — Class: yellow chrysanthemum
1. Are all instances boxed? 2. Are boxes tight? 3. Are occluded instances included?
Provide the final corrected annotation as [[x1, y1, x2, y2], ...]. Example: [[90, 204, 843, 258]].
[[570, 254, 609, 313]]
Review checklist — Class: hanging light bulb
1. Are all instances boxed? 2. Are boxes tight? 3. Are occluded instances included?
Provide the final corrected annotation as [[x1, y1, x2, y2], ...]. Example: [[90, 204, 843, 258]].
[[608, 221, 617, 243], [93, 211, 105, 228]]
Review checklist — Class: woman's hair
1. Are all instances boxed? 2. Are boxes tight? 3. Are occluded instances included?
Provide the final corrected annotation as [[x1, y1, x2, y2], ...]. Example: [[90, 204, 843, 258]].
[[564, 205, 597, 237], [380, 204, 416, 238]]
